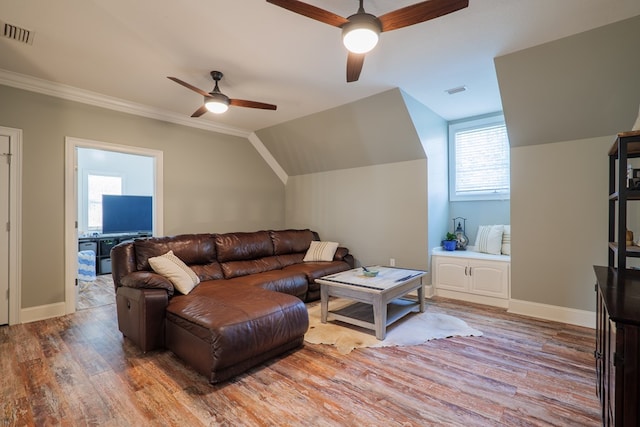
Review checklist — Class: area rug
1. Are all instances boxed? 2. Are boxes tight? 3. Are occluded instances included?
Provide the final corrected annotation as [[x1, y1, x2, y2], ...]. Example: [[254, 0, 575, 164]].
[[304, 300, 483, 354]]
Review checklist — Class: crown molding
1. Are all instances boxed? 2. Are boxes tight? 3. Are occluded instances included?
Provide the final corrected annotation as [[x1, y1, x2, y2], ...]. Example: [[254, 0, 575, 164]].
[[0, 68, 250, 138]]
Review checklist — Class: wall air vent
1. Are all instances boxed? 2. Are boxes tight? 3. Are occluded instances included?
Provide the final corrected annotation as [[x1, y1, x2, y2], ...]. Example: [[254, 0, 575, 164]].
[[1, 20, 34, 45]]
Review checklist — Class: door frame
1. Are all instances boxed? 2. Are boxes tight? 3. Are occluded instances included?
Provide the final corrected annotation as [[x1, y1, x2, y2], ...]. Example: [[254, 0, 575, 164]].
[[64, 137, 163, 314], [0, 126, 22, 325]]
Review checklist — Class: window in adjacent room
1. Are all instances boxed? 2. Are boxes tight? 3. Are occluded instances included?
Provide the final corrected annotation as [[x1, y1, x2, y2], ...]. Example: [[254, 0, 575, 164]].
[[449, 113, 510, 201], [87, 174, 122, 231]]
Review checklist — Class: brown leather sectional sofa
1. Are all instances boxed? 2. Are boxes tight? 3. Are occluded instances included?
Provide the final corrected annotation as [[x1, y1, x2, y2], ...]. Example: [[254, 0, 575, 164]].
[[110, 228, 354, 383]]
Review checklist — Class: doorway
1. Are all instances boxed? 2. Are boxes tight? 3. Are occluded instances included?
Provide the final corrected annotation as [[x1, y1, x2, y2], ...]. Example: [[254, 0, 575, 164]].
[[0, 126, 22, 326], [64, 137, 163, 314]]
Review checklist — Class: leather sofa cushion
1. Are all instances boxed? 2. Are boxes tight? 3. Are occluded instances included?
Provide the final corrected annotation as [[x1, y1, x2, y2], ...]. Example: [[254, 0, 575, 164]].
[[284, 260, 352, 293], [276, 253, 305, 268], [134, 234, 217, 271], [224, 270, 308, 299], [270, 229, 314, 255], [165, 282, 308, 372], [220, 256, 281, 279], [190, 263, 224, 281], [215, 231, 273, 263]]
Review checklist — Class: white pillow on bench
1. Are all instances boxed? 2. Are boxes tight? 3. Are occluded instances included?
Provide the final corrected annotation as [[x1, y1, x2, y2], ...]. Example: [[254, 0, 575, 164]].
[[475, 225, 504, 255]]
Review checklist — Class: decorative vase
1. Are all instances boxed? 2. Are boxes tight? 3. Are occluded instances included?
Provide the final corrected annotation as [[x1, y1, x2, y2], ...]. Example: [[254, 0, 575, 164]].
[[442, 240, 457, 251]]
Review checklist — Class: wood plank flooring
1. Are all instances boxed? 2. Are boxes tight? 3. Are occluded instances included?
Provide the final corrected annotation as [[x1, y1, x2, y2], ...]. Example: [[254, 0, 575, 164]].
[[76, 275, 116, 311], [1, 291, 601, 426]]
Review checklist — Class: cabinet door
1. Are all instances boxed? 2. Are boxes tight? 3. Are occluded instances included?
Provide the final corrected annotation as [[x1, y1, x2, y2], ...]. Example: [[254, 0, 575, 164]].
[[468, 260, 509, 298], [595, 289, 606, 408], [608, 319, 616, 426], [434, 257, 468, 291]]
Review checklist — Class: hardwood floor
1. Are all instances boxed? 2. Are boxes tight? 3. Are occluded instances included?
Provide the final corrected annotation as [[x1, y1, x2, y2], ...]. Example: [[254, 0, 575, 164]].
[[76, 275, 116, 311], [1, 292, 600, 426]]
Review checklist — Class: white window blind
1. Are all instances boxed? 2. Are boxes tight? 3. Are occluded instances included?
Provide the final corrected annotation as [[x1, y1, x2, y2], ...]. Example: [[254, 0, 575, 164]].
[[88, 174, 122, 230], [449, 115, 510, 201]]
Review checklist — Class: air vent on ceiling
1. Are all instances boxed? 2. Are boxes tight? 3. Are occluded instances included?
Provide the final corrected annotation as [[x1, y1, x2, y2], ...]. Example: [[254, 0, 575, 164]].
[[1, 20, 35, 45], [445, 85, 467, 95]]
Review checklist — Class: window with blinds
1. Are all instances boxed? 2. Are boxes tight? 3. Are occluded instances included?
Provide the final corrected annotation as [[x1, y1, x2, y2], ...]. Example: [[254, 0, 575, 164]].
[[449, 114, 510, 201]]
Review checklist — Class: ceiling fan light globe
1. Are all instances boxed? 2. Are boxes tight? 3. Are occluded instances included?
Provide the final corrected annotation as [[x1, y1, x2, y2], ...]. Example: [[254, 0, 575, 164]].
[[204, 93, 230, 114], [342, 13, 381, 54]]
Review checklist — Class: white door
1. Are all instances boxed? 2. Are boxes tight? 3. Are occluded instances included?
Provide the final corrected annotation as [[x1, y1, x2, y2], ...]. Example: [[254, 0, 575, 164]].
[[0, 135, 9, 325]]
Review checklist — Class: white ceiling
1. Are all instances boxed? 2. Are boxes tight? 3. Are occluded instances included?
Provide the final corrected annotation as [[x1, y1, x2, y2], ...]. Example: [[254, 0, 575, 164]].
[[1, 0, 639, 135]]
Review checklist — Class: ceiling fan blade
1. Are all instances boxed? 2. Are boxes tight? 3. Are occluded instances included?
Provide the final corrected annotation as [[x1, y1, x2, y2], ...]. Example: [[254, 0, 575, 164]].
[[266, 0, 348, 28], [378, 0, 469, 32], [346, 52, 365, 83], [230, 99, 277, 110], [167, 76, 211, 98], [191, 105, 208, 117]]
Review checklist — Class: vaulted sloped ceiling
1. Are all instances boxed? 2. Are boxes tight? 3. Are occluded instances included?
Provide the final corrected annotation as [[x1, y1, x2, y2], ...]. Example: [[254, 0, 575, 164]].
[[495, 14, 640, 148], [255, 88, 426, 176]]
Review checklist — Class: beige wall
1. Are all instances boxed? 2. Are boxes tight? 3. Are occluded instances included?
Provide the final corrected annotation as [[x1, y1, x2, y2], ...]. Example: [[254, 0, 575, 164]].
[[511, 136, 610, 311], [0, 85, 285, 309], [285, 159, 428, 271]]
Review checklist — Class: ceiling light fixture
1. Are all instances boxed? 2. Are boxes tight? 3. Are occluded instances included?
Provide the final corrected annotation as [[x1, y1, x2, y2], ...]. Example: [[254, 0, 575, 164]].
[[342, 11, 382, 54], [204, 92, 230, 114]]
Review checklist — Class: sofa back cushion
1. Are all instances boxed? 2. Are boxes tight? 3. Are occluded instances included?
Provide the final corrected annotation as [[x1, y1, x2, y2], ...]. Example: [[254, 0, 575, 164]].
[[214, 231, 274, 262], [270, 229, 315, 255], [134, 234, 217, 271], [220, 256, 282, 279]]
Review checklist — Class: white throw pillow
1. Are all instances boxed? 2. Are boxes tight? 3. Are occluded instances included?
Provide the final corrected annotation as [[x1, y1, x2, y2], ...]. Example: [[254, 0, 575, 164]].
[[303, 241, 339, 262], [148, 250, 200, 294], [501, 225, 511, 255], [475, 225, 504, 255]]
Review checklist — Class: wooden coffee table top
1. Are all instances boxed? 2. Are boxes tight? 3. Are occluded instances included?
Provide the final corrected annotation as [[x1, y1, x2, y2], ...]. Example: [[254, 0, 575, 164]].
[[318, 266, 426, 291]]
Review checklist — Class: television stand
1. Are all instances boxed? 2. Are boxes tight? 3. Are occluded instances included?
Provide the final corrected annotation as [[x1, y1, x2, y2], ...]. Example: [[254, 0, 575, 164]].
[[78, 233, 151, 275]]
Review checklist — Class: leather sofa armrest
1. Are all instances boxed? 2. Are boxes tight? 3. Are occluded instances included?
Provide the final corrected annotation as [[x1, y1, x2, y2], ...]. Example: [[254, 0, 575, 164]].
[[334, 247, 355, 268], [116, 286, 168, 352], [121, 271, 175, 297], [334, 247, 349, 261]]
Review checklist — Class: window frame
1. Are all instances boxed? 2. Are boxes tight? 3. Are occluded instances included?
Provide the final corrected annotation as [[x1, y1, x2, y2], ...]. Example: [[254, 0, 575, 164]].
[[85, 172, 123, 232], [448, 113, 510, 202]]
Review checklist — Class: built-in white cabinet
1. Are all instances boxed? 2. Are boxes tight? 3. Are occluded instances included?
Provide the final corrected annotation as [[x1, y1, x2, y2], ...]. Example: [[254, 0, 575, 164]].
[[432, 247, 510, 308]]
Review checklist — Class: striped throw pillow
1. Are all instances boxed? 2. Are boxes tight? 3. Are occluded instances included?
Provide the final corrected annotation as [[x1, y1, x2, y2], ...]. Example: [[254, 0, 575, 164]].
[[303, 241, 339, 262], [501, 225, 511, 255], [475, 225, 504, 255]]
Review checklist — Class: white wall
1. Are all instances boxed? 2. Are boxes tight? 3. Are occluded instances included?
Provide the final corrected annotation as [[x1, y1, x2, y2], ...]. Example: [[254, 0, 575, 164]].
[[511, 135, 610, 311], [0, 84, 285, 309], [285, 160, 428, 271]]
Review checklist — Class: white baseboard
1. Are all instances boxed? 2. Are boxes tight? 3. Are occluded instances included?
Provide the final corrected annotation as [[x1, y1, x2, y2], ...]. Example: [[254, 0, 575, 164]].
[[508, 299, 595, 329], [424, 284, 435, 298], [20, 302, 67, 324], [435, 288, 509, 309]]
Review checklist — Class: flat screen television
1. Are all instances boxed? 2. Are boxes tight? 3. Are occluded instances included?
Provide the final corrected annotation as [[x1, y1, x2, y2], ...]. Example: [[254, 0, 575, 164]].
[[102, 195, 152, 235]]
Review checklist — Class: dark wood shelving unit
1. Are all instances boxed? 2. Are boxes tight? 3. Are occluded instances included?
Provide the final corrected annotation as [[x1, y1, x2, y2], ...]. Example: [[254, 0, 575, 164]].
[[595, 130, 640, 426]]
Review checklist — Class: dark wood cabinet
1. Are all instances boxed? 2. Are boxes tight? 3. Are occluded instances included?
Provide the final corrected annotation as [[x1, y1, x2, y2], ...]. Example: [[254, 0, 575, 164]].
[[595, 130, 640, 426], [594, 266, 640, 427]]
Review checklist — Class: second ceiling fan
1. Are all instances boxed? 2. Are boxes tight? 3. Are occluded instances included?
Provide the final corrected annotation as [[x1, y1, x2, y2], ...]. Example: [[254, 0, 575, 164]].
[[267, 0, 469, 82]]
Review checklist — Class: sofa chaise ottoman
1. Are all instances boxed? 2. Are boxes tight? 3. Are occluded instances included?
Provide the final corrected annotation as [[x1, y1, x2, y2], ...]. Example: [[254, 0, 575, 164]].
[[110, 229, 354, 383]]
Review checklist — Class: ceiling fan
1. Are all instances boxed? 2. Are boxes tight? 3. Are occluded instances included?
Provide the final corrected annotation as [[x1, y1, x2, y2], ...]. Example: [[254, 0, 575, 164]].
[[267, 0, 469, 82], [167, 71, 277, 116]]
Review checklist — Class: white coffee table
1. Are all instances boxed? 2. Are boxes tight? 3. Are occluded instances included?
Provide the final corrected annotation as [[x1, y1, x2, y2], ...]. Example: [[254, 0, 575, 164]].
[[317, 266, 427, 340]]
